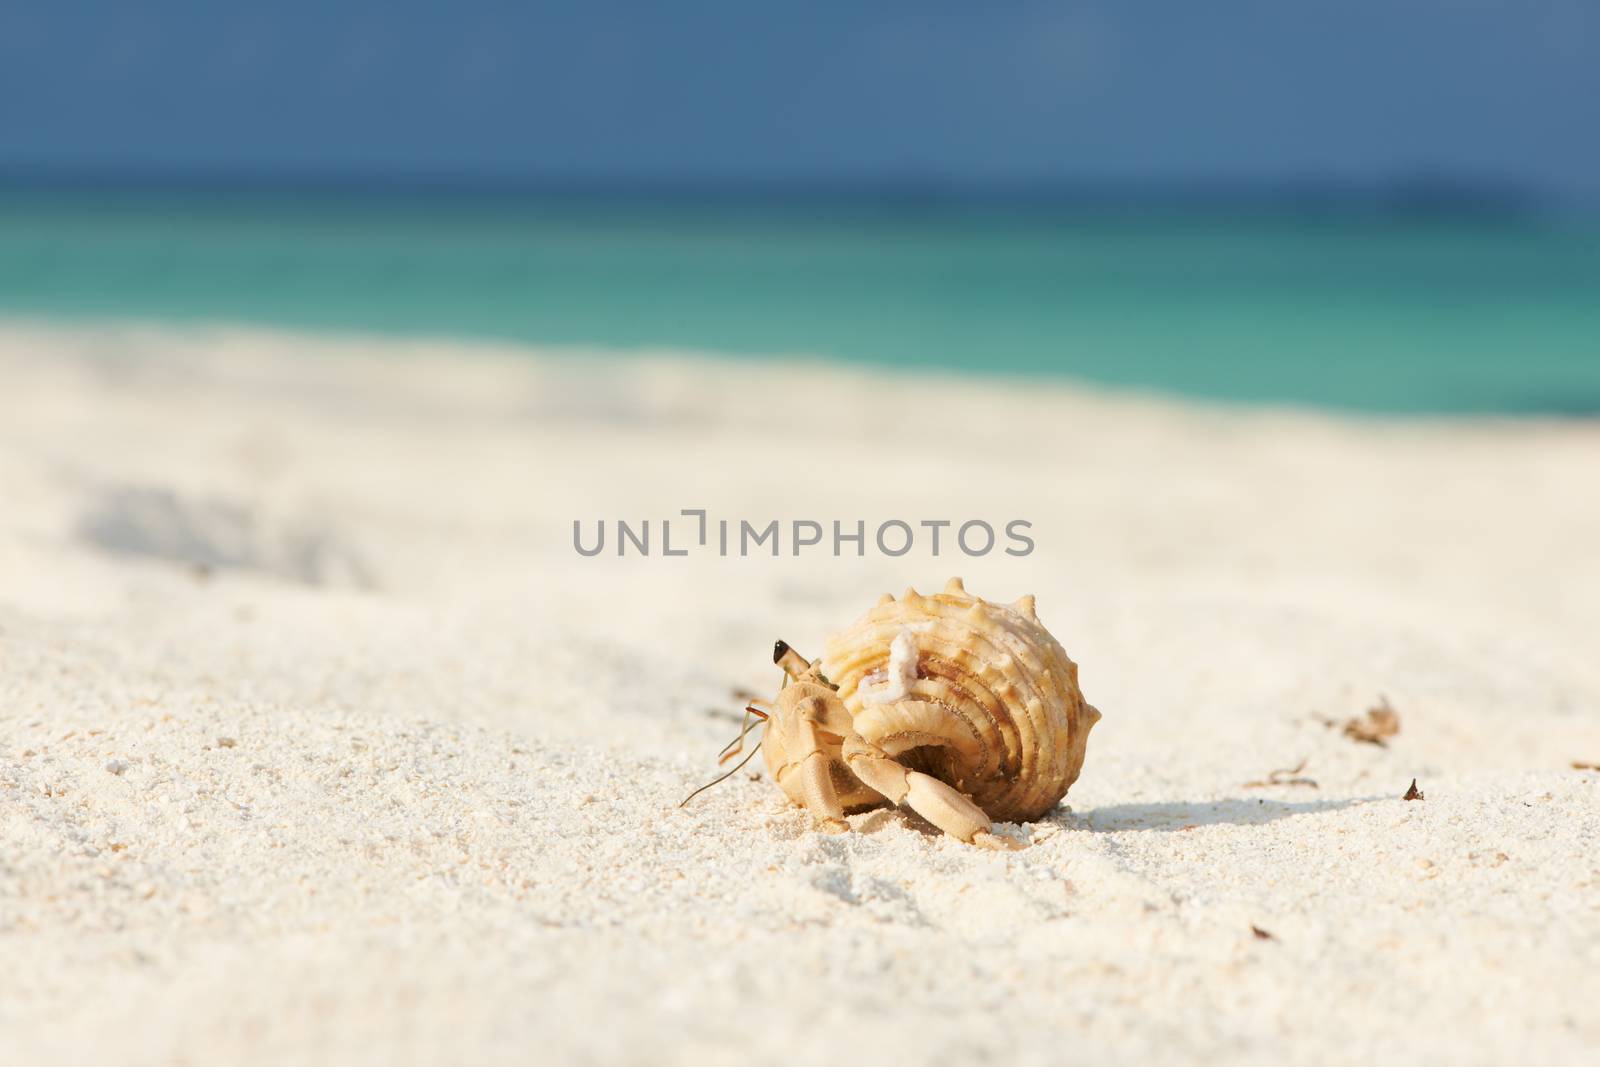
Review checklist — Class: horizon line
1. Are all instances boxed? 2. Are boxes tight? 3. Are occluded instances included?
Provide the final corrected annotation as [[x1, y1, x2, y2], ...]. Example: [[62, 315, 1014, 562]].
[[0, 166, 1577, 214]]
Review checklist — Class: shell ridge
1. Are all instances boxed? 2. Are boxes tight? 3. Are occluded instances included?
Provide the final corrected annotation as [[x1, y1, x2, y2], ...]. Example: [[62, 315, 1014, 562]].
[[914, 601, 1057, 810], [853, 697, 987, 768]]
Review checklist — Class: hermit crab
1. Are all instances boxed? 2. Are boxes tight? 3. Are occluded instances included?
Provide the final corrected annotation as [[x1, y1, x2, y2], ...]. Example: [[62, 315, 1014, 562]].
[[687, 579, 1100, 849]]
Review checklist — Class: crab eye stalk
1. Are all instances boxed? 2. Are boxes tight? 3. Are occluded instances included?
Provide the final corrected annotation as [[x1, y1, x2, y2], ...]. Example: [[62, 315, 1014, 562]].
[[773, 639, 810, 679]]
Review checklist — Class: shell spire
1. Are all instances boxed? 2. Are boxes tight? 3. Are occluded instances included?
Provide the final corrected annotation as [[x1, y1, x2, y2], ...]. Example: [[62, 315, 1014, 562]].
[[944, 576, 966, 594], [1012, 594, 1037, 619]]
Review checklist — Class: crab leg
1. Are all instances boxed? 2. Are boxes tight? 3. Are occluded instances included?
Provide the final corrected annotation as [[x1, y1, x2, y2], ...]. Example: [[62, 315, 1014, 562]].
[[843, 737, 1023, 850], [780, 708, 848, 833]]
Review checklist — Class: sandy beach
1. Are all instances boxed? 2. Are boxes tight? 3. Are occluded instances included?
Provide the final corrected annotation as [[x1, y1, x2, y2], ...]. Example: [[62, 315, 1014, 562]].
[[2, 319, 1597, 1065]]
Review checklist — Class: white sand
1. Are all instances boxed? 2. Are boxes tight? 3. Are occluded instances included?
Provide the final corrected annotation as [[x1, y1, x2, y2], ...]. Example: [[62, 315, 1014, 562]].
[[2, 320, 1597, 1065]]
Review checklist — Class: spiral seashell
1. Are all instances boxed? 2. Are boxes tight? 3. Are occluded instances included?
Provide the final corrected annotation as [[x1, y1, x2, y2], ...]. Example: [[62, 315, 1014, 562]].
[[819, 577, 1099, 822]]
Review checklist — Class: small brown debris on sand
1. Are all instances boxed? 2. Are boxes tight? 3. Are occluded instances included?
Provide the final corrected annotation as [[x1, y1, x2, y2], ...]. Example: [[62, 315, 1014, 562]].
[[1250, 925, 1276, 941], [1573, 761, 1599, 772], [1403, 778, 1424, 801], [1341, 696, 1401, 747], [1244, 758, 1318, 789]]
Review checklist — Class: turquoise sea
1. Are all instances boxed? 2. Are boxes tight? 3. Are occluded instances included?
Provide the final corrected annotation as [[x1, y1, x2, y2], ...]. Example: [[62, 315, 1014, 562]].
[[2, 186, 1598, 413]]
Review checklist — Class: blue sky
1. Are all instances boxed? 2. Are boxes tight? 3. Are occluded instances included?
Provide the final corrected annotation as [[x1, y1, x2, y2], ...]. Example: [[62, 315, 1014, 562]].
[[3, 2, 1597, 198]]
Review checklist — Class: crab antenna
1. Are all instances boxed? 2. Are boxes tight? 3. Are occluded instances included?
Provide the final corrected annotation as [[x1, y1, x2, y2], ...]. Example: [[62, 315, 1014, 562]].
[[679, 742, 764, 808], [716, 704, 770, 763], [772, 639, 810, 679]]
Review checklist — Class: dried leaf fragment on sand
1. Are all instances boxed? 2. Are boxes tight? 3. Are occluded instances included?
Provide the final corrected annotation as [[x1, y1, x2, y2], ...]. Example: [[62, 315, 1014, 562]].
[[1342, 696, 1401, 746], [1243, 758, 1318, 789]]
